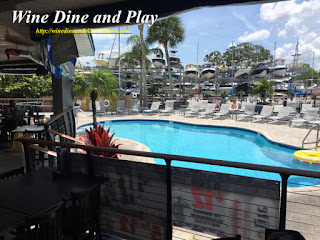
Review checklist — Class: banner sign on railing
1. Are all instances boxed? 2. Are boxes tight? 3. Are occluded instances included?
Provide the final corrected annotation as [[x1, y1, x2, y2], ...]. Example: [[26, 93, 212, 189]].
[[92, 156, 167, 240], [172, 167, 280, 240]]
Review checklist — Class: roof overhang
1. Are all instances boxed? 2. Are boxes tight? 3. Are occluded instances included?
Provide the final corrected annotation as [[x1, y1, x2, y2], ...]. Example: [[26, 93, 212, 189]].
[[0, 0, 280, 74]]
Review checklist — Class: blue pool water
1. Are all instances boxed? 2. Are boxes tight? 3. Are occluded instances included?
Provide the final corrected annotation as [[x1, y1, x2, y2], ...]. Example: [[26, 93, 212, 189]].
[[78, 120, 320, 187]]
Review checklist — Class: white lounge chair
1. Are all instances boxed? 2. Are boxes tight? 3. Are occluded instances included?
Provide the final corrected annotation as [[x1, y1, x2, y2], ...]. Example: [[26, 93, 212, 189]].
[[116, 100, 127, 114], [268, 106, 292, 123], [143, 102, 161, 114], [184, 101, 201, 117], [213, 103, 231, 119], [128, 99, 140, 114], [199, 100, 209, 112], [89, 100, 106, 115], [300, 103, 313, 115], [251, 105, 274, 122], [159, 101, 174, 115], [198, 103, 216, 118], [238, 102, 248, 112], [237, 104, 256, 121], [290, 109, 319, 127]]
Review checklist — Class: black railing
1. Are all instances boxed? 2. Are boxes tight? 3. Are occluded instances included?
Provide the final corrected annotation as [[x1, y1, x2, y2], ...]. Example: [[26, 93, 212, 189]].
[[17, 136, 320, 240]]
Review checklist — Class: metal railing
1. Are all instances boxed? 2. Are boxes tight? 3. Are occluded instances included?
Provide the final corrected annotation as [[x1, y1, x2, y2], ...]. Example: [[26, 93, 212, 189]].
[[302, 125, 320, 150], [17, 135, 320, 239]]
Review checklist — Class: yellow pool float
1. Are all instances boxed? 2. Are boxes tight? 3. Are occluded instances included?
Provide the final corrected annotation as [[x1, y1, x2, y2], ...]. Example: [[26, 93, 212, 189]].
[[293, 150, 320, 165]]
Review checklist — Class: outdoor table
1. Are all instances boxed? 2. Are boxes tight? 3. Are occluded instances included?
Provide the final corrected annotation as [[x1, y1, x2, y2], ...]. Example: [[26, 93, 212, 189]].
[[0, 207, 24, 238], [0, 168, 103, 217]]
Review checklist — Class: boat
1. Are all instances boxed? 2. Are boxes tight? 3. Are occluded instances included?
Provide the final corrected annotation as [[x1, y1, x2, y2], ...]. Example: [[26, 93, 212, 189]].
[[169, 50, 180, 66], [218, 61, 228, 72], [286, 61, 305, 70], [251, 63, 269, 78], [201, 81, 216, 95], [152, 54, 165, 68], [93, 52, 117, 68], [152, 71, 163, 80], [185, 63, 199, 79], [201, 62, 215, 79], [268, 59, 287, 77], [234, 61, 251, 78]]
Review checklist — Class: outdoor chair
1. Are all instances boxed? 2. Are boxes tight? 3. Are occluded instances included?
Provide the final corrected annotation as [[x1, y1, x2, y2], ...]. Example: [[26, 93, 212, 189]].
[[251, 105, 274, 122], [0, 167, 24, 181], [90, 100, 106, 115], [268, 106, 292, 124], [238, 102, 248, 112], [290, 109, 319, 127], [16, 201, 65, 240], [198, 103, 216, 118], [63, 184, 101, 240], [159, 101, 174, 115], [300, 103, 313, 115], [184, 101, 201, 117], [272, 104, 283, 115], [236, 103, 256, 121], [213, 103, 231, 119], [128, 99, 140, 114], [143, 102, 161, 114], [199, 100, 209, 111], [116, 100, 126, 114]]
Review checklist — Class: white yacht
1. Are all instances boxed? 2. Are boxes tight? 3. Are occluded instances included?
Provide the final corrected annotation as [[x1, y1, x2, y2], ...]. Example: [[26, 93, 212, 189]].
[[268, 59, 287, 77], [169, 51, 180, 66], [185, 63, 199, 79], [93, 52, 116, 68], [152, 54, 166, 68], [201, 62, 215, 79], [251, 63, 269, 78], [234, 61, 251, 78]]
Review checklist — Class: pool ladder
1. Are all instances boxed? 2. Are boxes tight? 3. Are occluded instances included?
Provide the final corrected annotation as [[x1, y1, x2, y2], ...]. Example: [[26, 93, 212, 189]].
[[302, 125, 320, 150]]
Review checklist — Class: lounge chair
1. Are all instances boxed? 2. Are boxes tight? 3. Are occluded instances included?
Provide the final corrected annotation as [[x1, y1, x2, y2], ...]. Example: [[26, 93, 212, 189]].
[[199, 100, 208, 112], [128, 99, 140, 114], [116, 100, 127, 114], [89, 100, 106, 115], [300, 103, 313, 115], [238, 102, 248, 112], [213, 103, 231, 119], [268, 106, 292, 123], [198, 103, 216, 118], [251, 105, 274, 122], [159, 101, 174, 115], [290, 109, 319, 127], [143, 102, 161, 114], [184, 101, 201, 117], [236, 103, 256, 121], [272, 104, 283, 114]]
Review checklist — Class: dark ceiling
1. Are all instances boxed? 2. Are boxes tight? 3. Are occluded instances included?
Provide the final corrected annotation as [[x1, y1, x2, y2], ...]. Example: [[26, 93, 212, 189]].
[[0, 0, 278, 67]]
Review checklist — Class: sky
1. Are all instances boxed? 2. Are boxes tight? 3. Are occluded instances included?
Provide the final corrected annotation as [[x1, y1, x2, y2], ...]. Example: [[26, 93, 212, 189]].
[[80, 0, 320, 70]]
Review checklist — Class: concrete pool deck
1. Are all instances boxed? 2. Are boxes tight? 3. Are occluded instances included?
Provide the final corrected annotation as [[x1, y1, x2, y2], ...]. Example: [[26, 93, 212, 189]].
[[75, 111, 320, 240]]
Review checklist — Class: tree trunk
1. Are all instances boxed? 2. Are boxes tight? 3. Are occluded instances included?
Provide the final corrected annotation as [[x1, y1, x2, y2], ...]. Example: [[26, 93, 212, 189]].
[[139, 24, 147, 108], [164, 43, 173, 99], [90, 90, 98, 129]]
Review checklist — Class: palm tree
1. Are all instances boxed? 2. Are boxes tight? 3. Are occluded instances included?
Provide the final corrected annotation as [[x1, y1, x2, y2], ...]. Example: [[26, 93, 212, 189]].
[[139, 24, 147, 108], [147, 16, 185, 99], [117, 34, 162, 107], [252, 79, 274, 102]]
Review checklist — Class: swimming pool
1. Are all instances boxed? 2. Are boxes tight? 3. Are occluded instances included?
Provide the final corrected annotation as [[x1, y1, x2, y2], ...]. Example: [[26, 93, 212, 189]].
[[78, 120, 320, 187]]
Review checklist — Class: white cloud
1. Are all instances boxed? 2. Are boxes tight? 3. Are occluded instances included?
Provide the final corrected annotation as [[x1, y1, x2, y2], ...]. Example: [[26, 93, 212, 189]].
[[237, 30, 270, 42], [260, 0, 320, 70]]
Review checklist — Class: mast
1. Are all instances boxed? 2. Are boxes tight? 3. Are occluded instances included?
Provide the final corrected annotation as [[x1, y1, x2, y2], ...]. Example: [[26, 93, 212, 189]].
[[197, 41, 199, 94], [273, 41, 276, 80], [288, 39, 299, 97]]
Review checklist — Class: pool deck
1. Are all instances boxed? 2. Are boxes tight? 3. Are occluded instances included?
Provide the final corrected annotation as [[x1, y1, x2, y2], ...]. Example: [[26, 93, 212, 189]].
[[75, 111, 320, 240]]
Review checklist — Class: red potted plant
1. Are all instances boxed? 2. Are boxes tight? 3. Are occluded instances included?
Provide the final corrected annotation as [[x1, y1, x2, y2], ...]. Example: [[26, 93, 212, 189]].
[[79, 125, 120, 158]]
